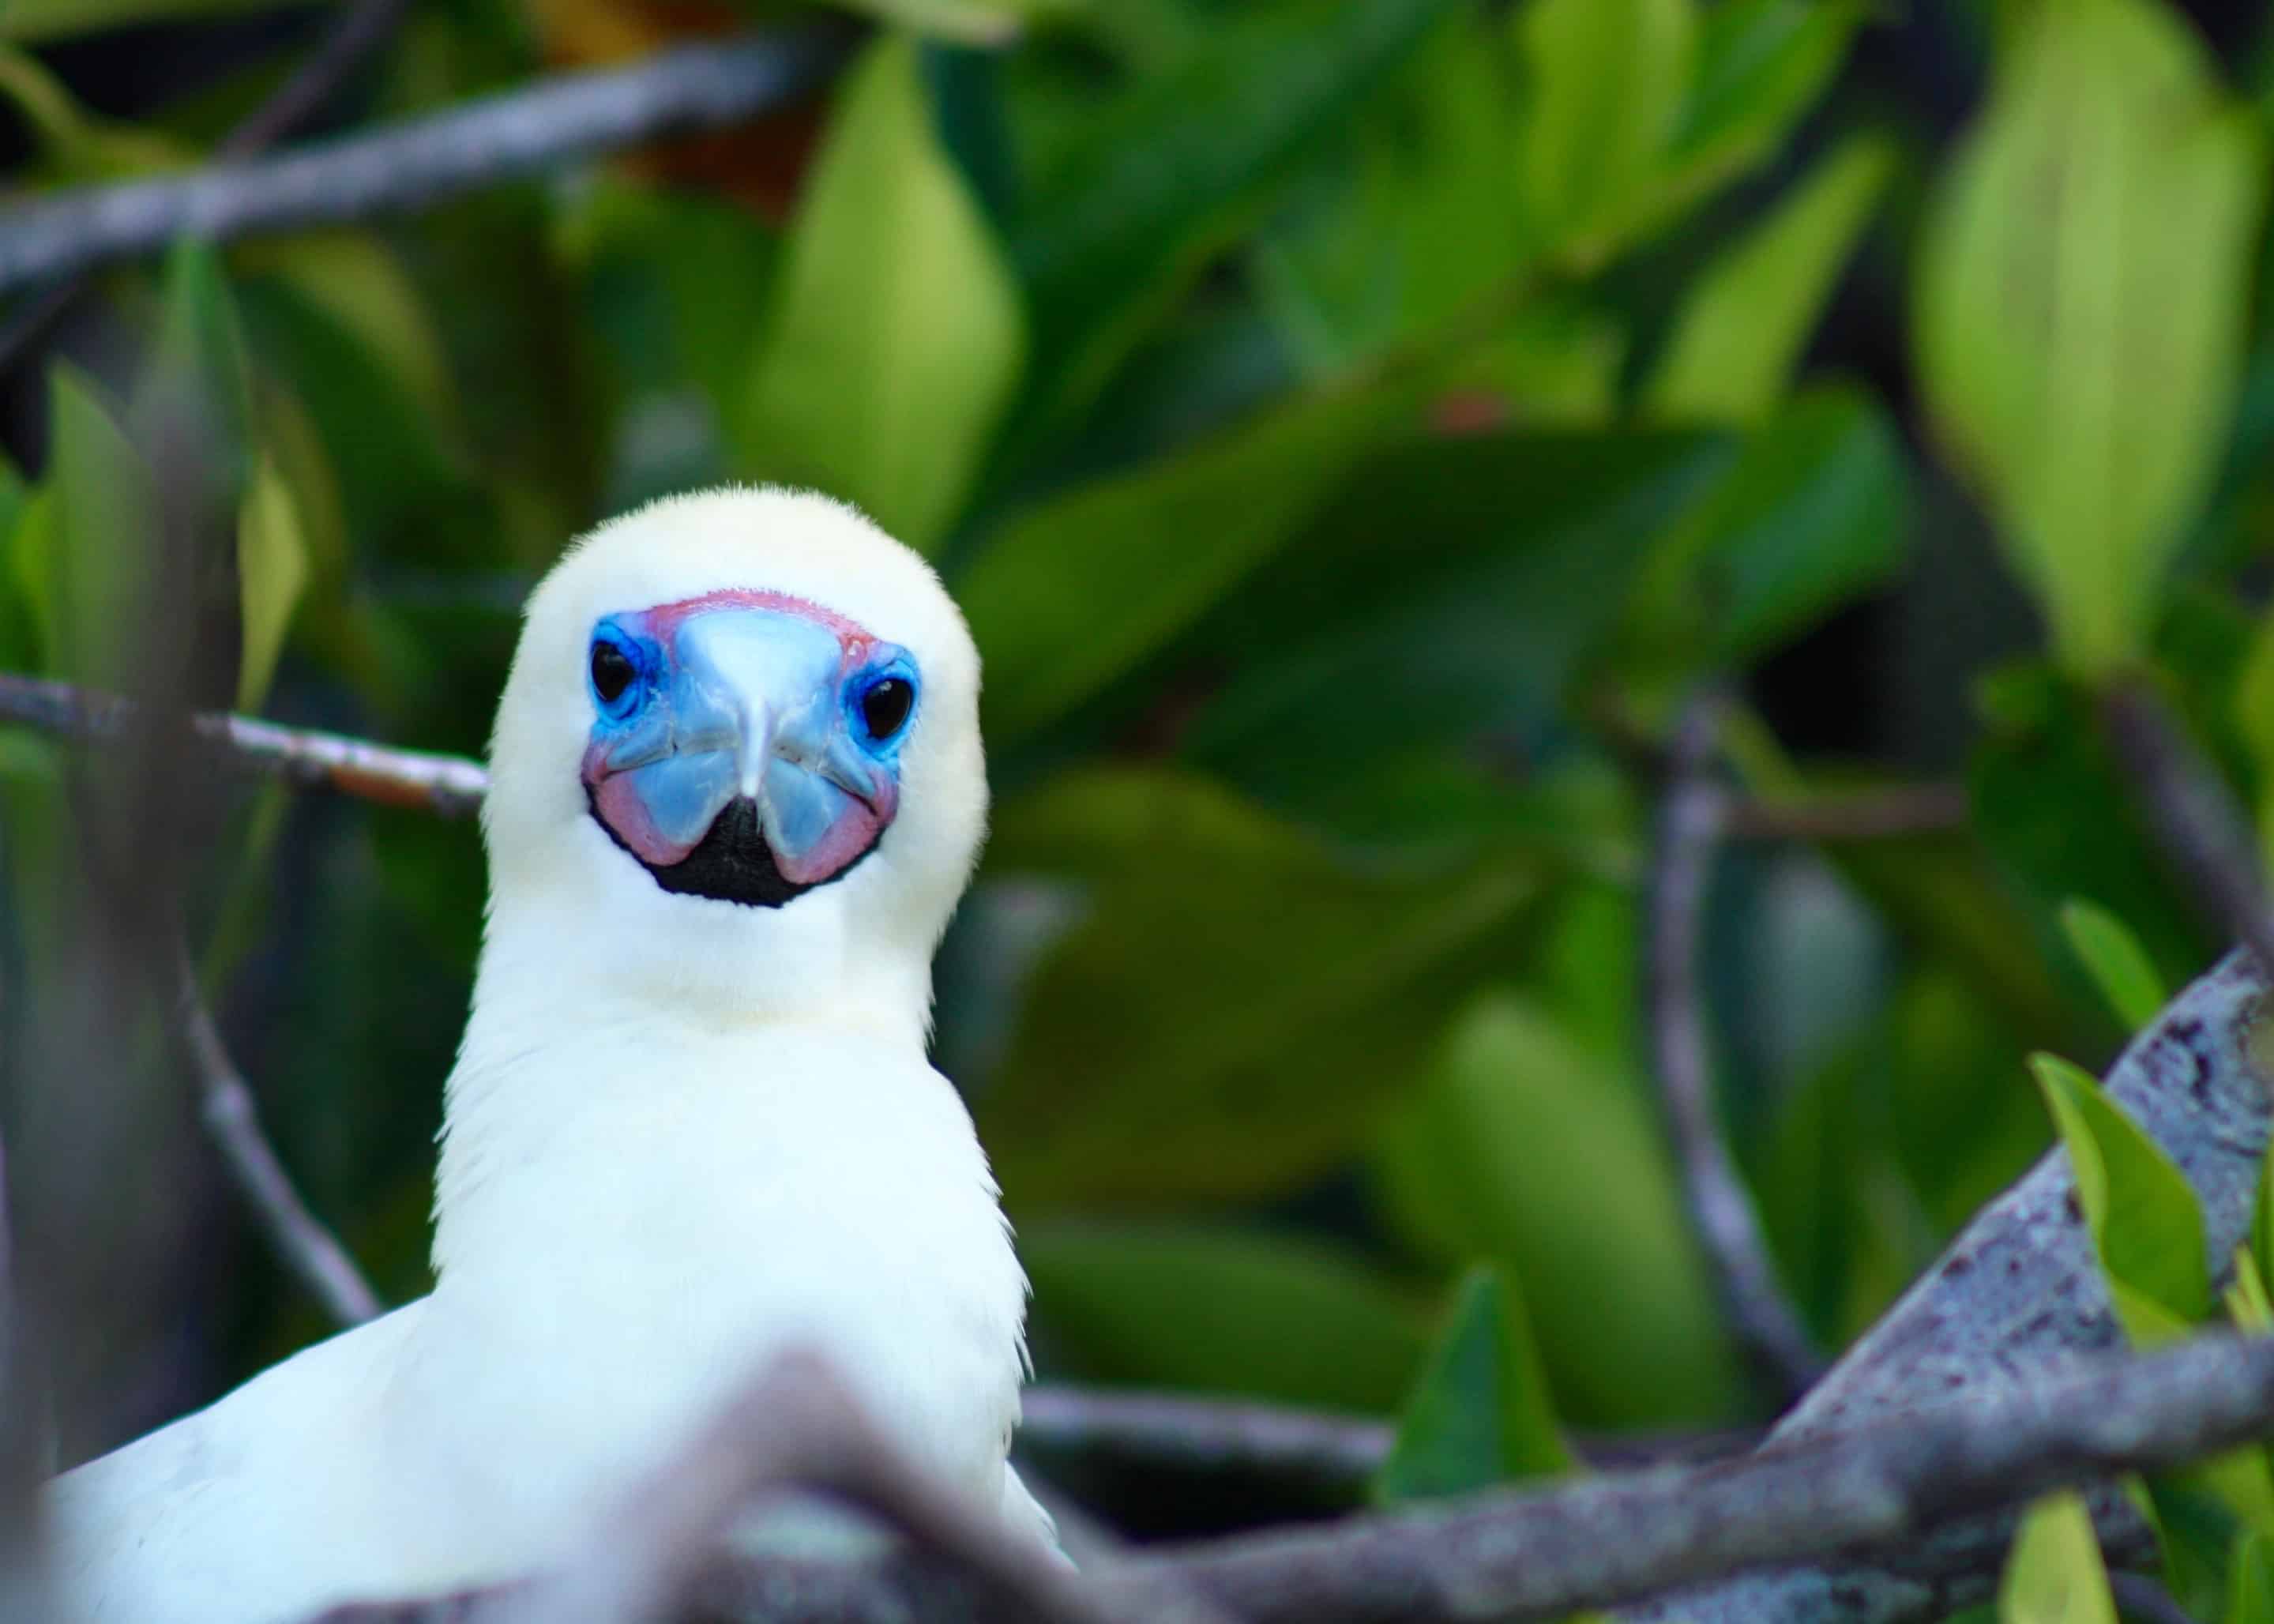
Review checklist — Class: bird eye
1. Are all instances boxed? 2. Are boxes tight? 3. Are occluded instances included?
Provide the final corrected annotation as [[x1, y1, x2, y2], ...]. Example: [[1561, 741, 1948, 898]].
[[590, 637, 638, 712], [859, 675, 915, 742]]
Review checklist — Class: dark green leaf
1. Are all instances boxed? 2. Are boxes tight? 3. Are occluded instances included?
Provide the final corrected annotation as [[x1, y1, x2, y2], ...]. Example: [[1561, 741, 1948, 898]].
[[1020, 1218, 1432, 1411], [1372, 1265, 1571, 1503]]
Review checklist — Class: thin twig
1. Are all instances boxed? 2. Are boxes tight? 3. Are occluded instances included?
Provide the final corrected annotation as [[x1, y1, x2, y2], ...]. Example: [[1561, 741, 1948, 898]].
[[174, 940, 381, 1328], [0, 673, 487, 816], [0, 0, 415, 381], [2101, 676, 2274, 975], [1725, 783, 1970, 844], [0, 30, 849, 296], [1018, 1386, 1391, 1488], [2110, 1573, 2201, 1624], [1646, 696, 1825, 1403]]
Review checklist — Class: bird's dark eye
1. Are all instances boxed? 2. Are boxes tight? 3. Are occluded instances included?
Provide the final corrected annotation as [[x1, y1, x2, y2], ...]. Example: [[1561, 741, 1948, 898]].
[[860, 676, 914, 741], [590, 639, 637, 709]]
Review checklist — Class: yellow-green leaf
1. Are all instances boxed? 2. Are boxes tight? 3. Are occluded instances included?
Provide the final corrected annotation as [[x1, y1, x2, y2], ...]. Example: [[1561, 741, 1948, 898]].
[[2057, 898, 2167, 1032], [235, 455, 307, 712], [1517, 0, 1697, 258], [1915, 0, 2265, 679], [2032, 1051, 2210, 1342], [2228, 1246, 2274, 1333], [1643, 133, 1893, 423], [1374, 1265, 1573, 1502], [2235, 1530, 2274, 1624], [2000, 1492, 2118, 1624], [739, 35, 1024, 554], [44, 367, 158, 692]]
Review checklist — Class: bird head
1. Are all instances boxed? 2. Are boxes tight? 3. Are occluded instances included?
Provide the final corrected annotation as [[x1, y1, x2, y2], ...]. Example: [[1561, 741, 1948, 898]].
[[479, 487, 987, 1031]]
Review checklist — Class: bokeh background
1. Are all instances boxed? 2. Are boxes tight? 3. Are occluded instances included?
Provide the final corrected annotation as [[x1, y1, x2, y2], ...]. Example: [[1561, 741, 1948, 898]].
[[6, 0, 2274, 1603]]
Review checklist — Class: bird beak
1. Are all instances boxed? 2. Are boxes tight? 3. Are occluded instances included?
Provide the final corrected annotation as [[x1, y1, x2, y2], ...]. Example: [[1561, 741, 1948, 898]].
[[582, 603, 901, 894]]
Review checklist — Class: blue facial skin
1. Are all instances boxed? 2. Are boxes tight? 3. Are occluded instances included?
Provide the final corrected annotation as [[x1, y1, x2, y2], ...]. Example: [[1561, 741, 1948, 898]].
[[583, 606, 917, 880]]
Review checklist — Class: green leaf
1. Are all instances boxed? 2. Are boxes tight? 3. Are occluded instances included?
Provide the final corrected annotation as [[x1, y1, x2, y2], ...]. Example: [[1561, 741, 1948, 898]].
[[1373, 1265, 1572, 1502], [1643, 133, 1895, 423], [43, 367, 158, 691], [826, 0, 1063, 45], [1664, 0, 1864, 201], [1005, 0, 1461, 451], [1637, 387, 1910, 667], [2056, 899, 2167, 1032], [1178, 427, 1736, 824], [2000, 1492, 2118, 1624], [1370, 994, 1743, 1426], [2031, 1052, 2210, 1340], [957, 378, 1407, 746], [972, 768, 1539, 1207], [1915, 0, 2265, 679], [1517, 0, 1697, 258], [0, 0, 276, 43], [2231, 608, 2274, 872], [235, 233, 455, 426], [0, 43, 184, 177], [235, 454, 308, 712], [1018, 1218, 1433, 1412], [141, 238, 256, 504], [739, 36, 1023, 554], [2234, 1530, 2274, 1624], [2227, 1246, 2273, 1333]]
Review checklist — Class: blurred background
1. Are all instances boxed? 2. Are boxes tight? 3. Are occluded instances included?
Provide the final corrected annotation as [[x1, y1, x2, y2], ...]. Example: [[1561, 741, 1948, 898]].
[[3, 0, 2273, 1590]]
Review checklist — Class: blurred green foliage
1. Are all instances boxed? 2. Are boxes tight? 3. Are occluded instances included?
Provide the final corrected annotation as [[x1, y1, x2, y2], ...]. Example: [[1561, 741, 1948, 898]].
[[13, 0, 2274, 1607]]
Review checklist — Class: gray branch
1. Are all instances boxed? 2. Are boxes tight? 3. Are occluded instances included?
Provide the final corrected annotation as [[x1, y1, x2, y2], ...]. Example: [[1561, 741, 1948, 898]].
[[1621, 945, 2270, 1623], [0, 29, 848, 296], [0, 673, 487, 817], [175, 942, 382, 1328], [1647, 697, 1825, 1401]]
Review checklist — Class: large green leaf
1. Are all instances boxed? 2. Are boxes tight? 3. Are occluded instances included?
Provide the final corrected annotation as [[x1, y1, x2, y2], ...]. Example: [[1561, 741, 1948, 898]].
[[1020, 1218, 1433, 1412], [235, 454, 308, 712], [42, 369, 158, 693], [2056, 899, 2167, 1033], [1370, 994, 1743, 1425], [2031, 1052, 2209, 1342], [1253, 12, 1528, 376], [1656, 0, 1866, 222], [1004, 0, 1461, 451], [1516, 0, 1695, 260], [1372, 1265, 1571, 1503], [957, 378, 1408, 746], [1178, 427, 1735, 822], [974, 768, 1539, 1207], [2000, 1492, 2118, 1624], [1636, 387, 1909, 668], [1643, 134, 1895, 423], [740, 36, 1024, 554], [1915, 0, 2265, 679]]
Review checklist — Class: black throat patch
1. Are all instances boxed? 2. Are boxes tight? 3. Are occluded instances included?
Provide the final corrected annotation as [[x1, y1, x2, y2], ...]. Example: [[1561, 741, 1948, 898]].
[[588, 792, 881, 910]]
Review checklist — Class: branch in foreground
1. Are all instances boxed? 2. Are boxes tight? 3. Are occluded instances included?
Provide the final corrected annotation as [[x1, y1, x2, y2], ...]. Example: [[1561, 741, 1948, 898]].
[[0, 674, 487, 817], [318, 1329, 2274, 1624], [1646, 697, 1825, 1402], [175, 942, 381, 1328], [0, 30, 848, 296], [2101, 676, 2274, 976], [1622, 945, 2271, 1624]]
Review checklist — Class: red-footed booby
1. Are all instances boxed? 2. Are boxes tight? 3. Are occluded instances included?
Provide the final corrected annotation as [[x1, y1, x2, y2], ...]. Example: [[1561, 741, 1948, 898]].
[[47, 488, 1050, 1620]]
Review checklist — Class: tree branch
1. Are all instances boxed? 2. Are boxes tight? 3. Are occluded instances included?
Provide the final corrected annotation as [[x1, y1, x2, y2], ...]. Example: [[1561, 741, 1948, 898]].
[[0, 30, 849, 297], [1618, 945, 2269, 1623], [1017, 1386, 1391, 1491], [0, 674, 487, 817], [0, 0, 414, 380], [174, 940, 381, 1328], [1647, 696, 1826, 1403], [2101, 675, 2274, 976]]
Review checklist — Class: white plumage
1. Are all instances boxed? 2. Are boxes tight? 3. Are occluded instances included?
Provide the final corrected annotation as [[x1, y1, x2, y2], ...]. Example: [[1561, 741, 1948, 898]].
[[46, 488, 1048, 1621]]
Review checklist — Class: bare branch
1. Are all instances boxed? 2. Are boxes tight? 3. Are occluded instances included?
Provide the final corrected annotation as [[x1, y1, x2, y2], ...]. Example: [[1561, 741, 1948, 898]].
[[1724, 783, 1969, 844], [0, 674, 488, 817], [174, 941, 382, 1328], [1646, 696, 1825, 1403], [0, 0, 414, 380], [1018, 1386, 1391, 1490], [2101, 676, 2274, 975], [1620, 945, 2269, 1623], [0, 31, 848, 297]]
